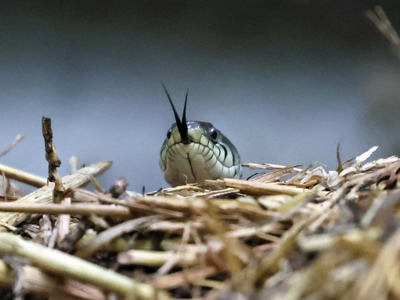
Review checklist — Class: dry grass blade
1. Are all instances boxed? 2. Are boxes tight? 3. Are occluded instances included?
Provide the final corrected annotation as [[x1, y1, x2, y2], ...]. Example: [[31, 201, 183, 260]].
[[149, 266, 219, 289], [366, 6, 400, 59], [118, 248, 200, 267], [0, 233, 170, 300], [0, 260, 106, 300], [75, 216, 159, 258], [0, 161, 112, 232], [0, 202, 131, 216], [354, 228, 400, 299], [223, 178, 328, 196], [254, 217, 310, 287]]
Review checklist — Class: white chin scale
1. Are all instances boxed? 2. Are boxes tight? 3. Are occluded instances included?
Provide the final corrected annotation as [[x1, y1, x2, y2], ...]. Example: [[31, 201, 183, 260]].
[[161, 142, 240, 187]]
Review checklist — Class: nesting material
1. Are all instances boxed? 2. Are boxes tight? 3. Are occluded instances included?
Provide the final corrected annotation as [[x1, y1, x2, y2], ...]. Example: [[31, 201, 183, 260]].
[[0, 145, 400, 299]]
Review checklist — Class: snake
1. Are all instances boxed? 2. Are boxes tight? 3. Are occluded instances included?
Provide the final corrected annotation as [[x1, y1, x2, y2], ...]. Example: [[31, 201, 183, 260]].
[[159, 85, 242, 186]]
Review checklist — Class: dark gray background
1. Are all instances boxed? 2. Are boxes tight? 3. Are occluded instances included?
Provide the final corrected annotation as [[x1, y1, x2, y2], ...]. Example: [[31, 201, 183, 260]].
[[1, 1, 400, 192]]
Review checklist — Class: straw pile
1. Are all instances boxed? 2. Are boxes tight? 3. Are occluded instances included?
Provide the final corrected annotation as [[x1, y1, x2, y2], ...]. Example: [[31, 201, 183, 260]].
[[0, 117, 400, 300], [0, 5, 399, 300]]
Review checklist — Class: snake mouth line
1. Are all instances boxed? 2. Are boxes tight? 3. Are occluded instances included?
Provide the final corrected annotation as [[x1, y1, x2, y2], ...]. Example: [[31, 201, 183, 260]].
[[186, 154, 196, 182]]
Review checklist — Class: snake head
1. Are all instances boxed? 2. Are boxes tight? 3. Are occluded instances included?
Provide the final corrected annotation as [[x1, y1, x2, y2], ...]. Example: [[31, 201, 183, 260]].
[[162, 84, 191, 144], [160, 86, 242, 186]]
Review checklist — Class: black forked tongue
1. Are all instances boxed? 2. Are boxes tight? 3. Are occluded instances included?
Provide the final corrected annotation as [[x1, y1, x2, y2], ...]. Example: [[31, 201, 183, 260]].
[[162, 85, 190, 144]]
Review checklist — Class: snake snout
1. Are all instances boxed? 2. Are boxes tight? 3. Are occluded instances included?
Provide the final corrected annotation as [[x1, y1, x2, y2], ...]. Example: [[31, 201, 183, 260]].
[[180, 134, 192, 144]]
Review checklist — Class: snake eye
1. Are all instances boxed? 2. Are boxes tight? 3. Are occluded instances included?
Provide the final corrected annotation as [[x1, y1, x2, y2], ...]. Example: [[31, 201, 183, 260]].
[[167, 129, 172, 139], [209, 127, 218, 142]]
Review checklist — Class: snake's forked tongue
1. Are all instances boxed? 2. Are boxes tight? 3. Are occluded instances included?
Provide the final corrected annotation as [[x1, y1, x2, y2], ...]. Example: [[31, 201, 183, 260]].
[[163, 85, 190, 144]]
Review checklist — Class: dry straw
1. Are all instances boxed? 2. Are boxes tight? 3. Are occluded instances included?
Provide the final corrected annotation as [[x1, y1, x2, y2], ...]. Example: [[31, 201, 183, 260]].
[[0, 6, 399, 299], [0, 139, 400, 299]]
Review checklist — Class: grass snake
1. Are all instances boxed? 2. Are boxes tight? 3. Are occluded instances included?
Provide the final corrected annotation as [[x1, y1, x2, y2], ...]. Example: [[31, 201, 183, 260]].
[[160, 86, 242, 186]]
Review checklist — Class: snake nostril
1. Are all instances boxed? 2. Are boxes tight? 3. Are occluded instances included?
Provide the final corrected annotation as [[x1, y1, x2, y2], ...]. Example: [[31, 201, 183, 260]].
[[167, 129, 172, 139]]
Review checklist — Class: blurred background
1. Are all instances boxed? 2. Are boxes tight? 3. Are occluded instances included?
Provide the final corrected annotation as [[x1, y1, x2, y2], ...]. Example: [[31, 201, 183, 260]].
[[0, 1, 400, 192]]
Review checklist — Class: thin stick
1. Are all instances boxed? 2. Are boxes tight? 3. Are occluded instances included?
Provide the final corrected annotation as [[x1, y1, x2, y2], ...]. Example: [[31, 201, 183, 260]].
[[57, 157, 80, 244], [0, 202, 131, 216], [73, 189, 185, 218], [0, 163, 47, 188], [0, 135, 24, 158], [0, 161, 112, 232], [42, 117, 65, 203], [118, 249, 199, 267], [223, 178, 328, 197], [69, 156, 79, 173], [57, 197, 71, 243], [0, 233, 170, 300], [149, 266, 219, 289]]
